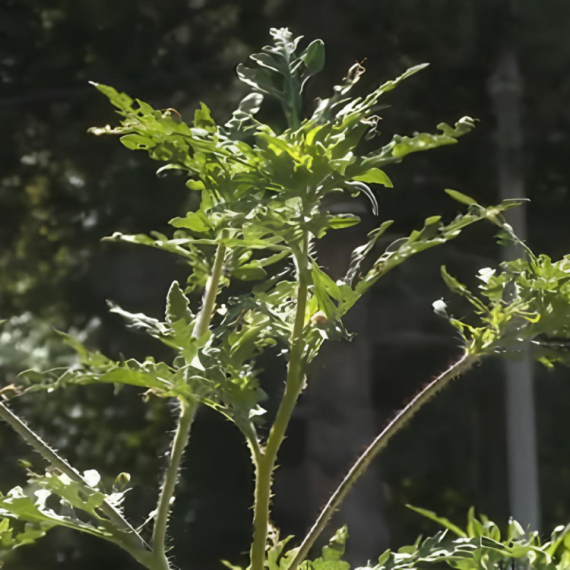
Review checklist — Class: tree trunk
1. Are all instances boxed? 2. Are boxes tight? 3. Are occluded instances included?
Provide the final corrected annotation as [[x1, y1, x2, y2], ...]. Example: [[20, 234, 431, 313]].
[[489, 46, 541, 530]]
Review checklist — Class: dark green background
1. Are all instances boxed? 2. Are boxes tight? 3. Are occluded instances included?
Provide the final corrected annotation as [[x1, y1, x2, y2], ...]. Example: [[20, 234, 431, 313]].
[[1, 1, 570, 568]]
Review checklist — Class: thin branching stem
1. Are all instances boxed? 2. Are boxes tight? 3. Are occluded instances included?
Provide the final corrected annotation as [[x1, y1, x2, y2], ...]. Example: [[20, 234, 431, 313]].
[[250, 234, 309, 570], [240, 423, 262, 467], [288, 352, 479, 569], [193, 242, 227, 340], [151, 241, 226, 570], [152, 400, 198, 569], [0, 400, 150, 562]]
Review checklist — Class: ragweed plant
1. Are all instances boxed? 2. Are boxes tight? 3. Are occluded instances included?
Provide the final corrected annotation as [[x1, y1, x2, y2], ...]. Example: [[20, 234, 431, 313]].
[[1, 28, 566, 570], [360, 506, 570, 570]]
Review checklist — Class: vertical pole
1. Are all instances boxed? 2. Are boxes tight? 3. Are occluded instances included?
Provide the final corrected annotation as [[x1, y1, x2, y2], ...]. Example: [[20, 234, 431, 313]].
[[489, 48, 540, 530]]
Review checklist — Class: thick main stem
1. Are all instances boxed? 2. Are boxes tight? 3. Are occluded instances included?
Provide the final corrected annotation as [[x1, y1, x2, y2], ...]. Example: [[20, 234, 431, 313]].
[[289, 353, 478, 569], [250, 238, 309, 570], [151, 242, 226, 570], [0, 401, 149, 559]]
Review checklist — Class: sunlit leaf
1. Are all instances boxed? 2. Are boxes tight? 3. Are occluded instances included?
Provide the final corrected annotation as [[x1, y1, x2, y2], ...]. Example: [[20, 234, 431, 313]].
[[352, 168, 393, 188], [445, 188, 479, 206]]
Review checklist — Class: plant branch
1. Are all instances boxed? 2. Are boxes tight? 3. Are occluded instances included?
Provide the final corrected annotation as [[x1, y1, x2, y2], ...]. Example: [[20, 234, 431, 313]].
[[0, 400, 150, 560], [240, 422, 262, 467], [193, 242, 227, 339], [152, 400, 198, 569], [288, 352, 479, 569], [151, 241, 226, 570], [250, 236, 309, 570]]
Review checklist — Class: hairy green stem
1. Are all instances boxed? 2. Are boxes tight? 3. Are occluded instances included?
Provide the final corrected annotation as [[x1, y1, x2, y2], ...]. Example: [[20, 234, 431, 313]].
[[151, 242, 226, 570], [250, 237, 309, 570], [241, 423, 262, 467], [152, 400, 198, 569], [289, 352, 478, 569], [0, 401, 150, 562]]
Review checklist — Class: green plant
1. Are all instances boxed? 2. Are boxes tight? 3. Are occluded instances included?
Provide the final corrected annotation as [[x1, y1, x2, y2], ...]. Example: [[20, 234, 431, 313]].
[[296, 506, 570, 570], [358, 506, 570, 570], [2, 28, 569, 570]]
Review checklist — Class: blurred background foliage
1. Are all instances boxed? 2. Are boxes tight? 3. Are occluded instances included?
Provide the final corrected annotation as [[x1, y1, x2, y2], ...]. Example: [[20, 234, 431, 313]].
[[1, 0, 570, 569]]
